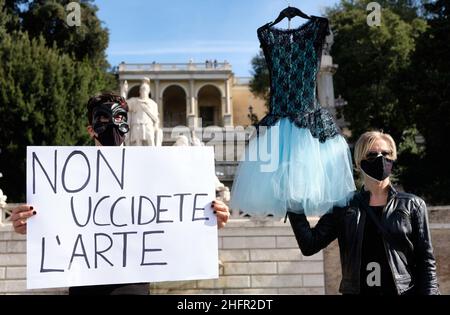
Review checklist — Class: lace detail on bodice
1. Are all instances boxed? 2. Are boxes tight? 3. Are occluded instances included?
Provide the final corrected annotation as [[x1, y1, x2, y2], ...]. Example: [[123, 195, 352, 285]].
[[256, 108, 339, 142], [256, 16, 339, 142]]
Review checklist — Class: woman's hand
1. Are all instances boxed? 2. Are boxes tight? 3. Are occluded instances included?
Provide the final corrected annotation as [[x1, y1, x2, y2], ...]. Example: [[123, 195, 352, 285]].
[[10, 205, 35, 235], [212, 199, 230, 229]]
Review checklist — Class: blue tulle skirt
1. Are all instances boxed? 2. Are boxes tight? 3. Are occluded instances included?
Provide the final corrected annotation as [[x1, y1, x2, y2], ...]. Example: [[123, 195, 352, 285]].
[[230, 118, 355, 218]]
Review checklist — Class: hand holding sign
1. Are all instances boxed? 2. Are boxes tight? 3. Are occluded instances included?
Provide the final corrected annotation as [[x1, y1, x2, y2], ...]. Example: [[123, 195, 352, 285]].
[[11, 205, 36, 234], [26, 146, 222, 289], [212, 200, 230, 229]]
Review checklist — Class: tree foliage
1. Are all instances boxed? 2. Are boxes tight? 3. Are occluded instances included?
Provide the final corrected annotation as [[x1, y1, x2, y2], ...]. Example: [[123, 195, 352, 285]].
[[328, 0, 427, 142], [249, 50, 270, 111], [21, 0, 110, 68], [0, 0, 115, 202], [398, 0, 450, 203]]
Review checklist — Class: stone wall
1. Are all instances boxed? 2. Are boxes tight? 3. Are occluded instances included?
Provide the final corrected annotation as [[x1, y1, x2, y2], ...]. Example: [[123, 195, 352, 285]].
[[0, 215, 324, 295], [151, 219, 324, 294], [0, 226, 68, 294], [1, 206, 448, 295]]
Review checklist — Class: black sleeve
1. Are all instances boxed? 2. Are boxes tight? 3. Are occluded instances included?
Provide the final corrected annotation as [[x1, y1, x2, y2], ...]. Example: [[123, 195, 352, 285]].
[[287, 209, 339, 256], [412, 198, 440, 295]]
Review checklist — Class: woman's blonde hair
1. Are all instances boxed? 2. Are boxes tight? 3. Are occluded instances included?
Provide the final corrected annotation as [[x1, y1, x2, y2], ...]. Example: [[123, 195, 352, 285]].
[[354, 131, 397, 169]]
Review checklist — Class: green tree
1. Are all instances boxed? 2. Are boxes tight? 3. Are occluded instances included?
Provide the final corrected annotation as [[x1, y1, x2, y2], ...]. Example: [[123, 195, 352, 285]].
[[0, 32, 112, 202], [2, 0, 27, 32], [328, 0, 427, 142], [0, 0, 8, 39], [21, 0, 110, 68], [398, 0, 450, 203], [0, 1, 115, 202], [249, 50, 270, 111]]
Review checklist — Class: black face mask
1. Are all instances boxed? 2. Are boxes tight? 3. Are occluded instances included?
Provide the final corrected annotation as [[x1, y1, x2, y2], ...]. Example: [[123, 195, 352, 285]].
[[95, 125, 126, 146], [360, 155, 394, 182], [92, 102, 129, 146]]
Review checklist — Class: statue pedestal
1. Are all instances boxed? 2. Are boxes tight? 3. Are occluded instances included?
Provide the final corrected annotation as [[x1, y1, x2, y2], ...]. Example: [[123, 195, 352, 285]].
[[223, 114, 233, 127], [317, 55, 338, 109]]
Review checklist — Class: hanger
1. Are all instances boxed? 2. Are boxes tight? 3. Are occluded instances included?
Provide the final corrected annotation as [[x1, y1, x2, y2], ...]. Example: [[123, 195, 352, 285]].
[[268, 5, 311, 28]]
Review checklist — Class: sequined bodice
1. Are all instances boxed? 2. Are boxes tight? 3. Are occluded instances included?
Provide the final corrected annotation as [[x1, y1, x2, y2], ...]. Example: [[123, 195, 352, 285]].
[[256, 17, 339, 142]]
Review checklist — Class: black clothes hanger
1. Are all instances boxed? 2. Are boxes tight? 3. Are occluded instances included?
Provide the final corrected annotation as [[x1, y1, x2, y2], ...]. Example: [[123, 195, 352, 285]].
[[257, 5, 329, 38], [268, 6, 311, 27]]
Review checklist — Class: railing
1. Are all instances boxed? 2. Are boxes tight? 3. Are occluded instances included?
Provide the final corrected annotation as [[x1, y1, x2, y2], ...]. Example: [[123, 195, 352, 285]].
[[119, 62, 232, 72]]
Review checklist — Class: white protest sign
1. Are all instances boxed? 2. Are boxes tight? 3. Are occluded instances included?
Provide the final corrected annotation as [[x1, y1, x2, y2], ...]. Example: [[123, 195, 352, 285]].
[[26, 146, 218, 289]]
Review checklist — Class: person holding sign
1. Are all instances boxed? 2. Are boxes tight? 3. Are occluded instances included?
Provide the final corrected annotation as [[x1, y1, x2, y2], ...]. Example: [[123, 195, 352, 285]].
[[287, 131, 439, 295], [11, 93, 230, 295]]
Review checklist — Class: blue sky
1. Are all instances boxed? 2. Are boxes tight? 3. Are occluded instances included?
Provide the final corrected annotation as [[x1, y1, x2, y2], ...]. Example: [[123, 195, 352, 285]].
[[95, 0, 339, 77]]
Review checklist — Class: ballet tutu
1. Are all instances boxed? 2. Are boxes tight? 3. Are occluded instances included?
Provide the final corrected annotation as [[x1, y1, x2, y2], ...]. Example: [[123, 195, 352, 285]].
[[230, 118, 356, 218]]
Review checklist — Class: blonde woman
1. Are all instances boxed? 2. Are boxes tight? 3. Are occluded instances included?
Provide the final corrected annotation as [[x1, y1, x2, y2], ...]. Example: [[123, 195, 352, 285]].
[[288, 131, 439, 295]]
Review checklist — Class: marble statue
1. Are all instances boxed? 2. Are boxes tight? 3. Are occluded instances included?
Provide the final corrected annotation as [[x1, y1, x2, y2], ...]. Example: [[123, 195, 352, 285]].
[[0, 189, 6, 209], [126, 78, 162, 146], [173, 135, 190, 146], [323, 26, 334, 56], [0, 169, 5, 209], [120, 80, 129, 99]]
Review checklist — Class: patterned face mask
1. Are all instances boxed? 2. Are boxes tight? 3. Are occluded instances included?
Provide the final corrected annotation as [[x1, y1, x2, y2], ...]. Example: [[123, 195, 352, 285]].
[[92, 102, 129, 146]]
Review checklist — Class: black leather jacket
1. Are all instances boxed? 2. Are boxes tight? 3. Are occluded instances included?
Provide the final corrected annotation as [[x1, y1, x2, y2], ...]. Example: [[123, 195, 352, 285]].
[[288, 185, 440, 295]]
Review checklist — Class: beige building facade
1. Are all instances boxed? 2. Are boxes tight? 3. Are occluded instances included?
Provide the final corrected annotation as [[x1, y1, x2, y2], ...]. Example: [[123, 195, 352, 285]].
[[118, 61, 268, 131]]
